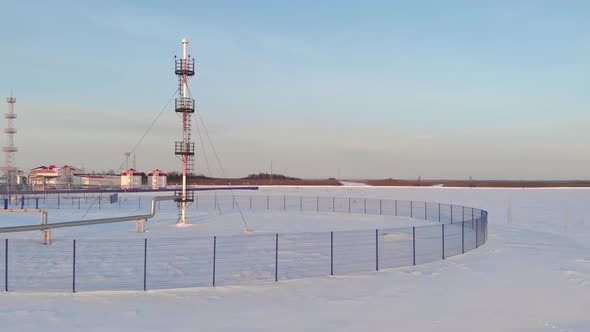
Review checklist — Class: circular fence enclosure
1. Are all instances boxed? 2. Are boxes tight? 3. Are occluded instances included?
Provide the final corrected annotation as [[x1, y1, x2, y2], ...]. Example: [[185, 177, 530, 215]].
[[0, 193, 488, 292]]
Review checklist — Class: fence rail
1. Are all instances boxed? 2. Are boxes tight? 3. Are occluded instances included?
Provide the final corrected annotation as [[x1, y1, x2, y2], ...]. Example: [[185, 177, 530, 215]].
[[0, 194, 488, 292]]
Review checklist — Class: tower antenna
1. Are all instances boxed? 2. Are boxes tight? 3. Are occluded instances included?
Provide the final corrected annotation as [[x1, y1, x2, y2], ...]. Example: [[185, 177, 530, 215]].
[[2, 93, 18, 197], [124, 152, 131, 170], [174, 38, 196, 224]]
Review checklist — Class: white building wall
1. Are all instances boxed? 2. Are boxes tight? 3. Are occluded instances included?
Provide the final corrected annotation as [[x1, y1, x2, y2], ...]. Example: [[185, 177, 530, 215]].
[[132, 175, 142, 188], [81, 176, 120, 188], [121, 169, 143, 189], [149, 175, 157, 189], [148, 170, 167, 189], [158, 175, 167, 188], [148, 175, 167, 189]]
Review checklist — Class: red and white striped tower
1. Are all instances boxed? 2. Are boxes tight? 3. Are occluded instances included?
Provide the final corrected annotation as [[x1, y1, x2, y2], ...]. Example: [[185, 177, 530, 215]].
[[2, 94, 18, 195], [174, 38, 196, 224]]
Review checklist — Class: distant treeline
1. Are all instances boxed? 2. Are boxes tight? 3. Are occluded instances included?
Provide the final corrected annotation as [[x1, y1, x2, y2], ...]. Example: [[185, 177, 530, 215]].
[[365, 179, 590, 188], [167, 172, 342, 186]]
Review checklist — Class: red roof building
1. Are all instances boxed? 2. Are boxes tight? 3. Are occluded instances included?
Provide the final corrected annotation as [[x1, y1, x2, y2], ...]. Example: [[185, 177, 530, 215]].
[[148, 169, 167, 189], [121, 168, 143, 189]]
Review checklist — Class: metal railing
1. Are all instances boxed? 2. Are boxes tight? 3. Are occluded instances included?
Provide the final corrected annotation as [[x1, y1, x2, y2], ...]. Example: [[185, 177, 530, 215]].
[[0, 193, 488, 292]]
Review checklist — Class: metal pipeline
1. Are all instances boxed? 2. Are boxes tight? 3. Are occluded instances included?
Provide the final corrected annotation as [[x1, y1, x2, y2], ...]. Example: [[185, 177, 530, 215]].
[[0, 196, 177, 234]]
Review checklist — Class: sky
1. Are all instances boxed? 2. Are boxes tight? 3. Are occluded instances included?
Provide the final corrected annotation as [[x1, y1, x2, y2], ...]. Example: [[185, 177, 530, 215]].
[[0, 0, 588, 180]]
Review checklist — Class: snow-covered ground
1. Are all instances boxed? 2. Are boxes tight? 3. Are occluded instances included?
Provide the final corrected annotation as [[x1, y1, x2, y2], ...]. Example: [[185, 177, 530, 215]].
[[0, 186, 589, 331]]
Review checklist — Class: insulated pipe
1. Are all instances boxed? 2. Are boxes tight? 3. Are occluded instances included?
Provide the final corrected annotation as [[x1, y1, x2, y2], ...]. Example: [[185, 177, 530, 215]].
[[0, 196, 176, 234]]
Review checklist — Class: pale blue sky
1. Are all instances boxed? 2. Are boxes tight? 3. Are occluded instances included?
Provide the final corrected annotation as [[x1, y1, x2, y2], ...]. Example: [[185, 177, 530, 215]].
[[0, 1, 588, 179]]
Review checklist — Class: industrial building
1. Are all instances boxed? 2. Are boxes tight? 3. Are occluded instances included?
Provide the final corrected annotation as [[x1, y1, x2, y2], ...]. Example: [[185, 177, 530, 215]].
[[79, 174, 121, 189], [148, 169, 167, 189], [120, 168, 143, 189], [28, 165, 83, 190], [26, 165, 168, 190]]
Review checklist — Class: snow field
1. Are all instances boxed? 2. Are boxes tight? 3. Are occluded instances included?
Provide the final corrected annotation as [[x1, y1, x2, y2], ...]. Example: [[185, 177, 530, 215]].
[[4, 186, 587, 331]]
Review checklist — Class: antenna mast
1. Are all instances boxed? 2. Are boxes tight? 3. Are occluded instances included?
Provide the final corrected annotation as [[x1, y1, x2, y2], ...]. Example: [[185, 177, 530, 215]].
[[124, 152, 131, 170], [2, 94, 18, 196], [174, 38, 196, 224]]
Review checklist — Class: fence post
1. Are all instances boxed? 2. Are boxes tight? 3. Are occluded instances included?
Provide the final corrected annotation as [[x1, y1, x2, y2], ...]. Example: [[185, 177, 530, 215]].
[[98, 195, 101, 209], [486, 213, 488, 241], [316, 196, 319, 212], [267, 196, 269, 210], [375, 229, 379, 271], [462, 206, 465, 223], [379, 199, 382, 215], [476, 219, 479, 248], [462, 221, 465, 254], [36, 198, 39, 209], [438, 203, 441, 222], [250, 195, 252, 210], [72, 239, 76, 293], [348, 197, 351, 213], [480, 210, 488, 242], [424, 202, 427, 220], [212, 236, 217, 286], [4, 239, 7, 292], [233, 195, 235, 210], [472, 209, 475, 230], [410, 201, 413, 218], [364, 198, 367, 214], [332, 197, 335, 212], [412, 226, 416, 266], [442, 224, 445, 260], [330, 231, 334, 276], [275, 233, 279, 282], [450, 206, 453, 224], [144, 238, 148, 291], [138, 196, 141, 209], [58, 194, 61, 209], [3, 198, 7, 210]]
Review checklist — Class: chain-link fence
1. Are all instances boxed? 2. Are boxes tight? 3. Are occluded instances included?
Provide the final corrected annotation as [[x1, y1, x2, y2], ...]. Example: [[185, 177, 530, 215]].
[[0, 193, 488, 292]]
